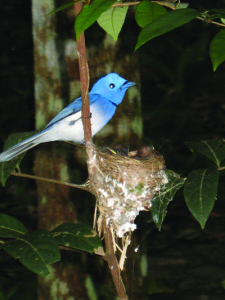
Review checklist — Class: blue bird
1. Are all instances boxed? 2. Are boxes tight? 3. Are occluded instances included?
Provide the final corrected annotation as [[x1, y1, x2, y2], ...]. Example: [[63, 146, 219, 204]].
[[0, 73, 135, 162]]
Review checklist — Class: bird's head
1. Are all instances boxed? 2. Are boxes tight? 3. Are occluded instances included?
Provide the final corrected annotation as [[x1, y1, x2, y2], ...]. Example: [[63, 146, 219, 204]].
[[90, 73, 135, 105]]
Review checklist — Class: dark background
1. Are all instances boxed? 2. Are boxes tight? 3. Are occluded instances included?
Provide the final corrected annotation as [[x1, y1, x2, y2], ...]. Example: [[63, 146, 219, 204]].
[[1, 0, 225, 299]]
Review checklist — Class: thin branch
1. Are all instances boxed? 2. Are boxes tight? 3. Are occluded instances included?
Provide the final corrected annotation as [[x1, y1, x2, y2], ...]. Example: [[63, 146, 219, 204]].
[[218, 166, 225, 171], [73, 4, 128, 299], [73, 2, 128, 298], [112, 1, 139, 7], [103, 218, 128, 300], [112, 0, 225, 28], [74, 2, 92, 145], [153, 1, 225, 27], [199, 18, 225, 28], [12, 171, 90, 192]]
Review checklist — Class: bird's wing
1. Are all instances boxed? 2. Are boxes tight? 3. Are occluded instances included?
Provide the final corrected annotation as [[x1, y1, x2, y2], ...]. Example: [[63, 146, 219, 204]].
[[46, 97, 82, 128], [45, 95, 98, 128]]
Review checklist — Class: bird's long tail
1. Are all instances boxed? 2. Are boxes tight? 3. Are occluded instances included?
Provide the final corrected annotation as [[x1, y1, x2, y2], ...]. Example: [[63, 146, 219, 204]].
[[0, 130, 50, 162]]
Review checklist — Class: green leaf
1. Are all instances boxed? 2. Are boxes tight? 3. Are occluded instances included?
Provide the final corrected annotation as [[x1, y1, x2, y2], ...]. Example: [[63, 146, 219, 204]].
[[151, 170, 185, 231], [0, 214, 28, 238], [185, 139, 225, 167], [75, 0, 115, 40], [135, 1, 167, 28], [0, 132, 37, 186], [51, 222, 103, 254], [177, 3, 189, 9], [2, 230, 60, 277], [209, 29, 225, 71], [135, 8, 200, 51], [184, 168, 219, 229], [209, 9, 225, 20], [97, 6, 128, 41]]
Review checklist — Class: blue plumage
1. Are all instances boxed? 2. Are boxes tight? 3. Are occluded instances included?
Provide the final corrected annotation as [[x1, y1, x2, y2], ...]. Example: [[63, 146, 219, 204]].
[[0, 73, 135, 162]]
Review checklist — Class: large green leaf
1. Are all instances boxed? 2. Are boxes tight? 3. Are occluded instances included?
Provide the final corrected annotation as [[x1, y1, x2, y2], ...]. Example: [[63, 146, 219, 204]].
[[209, 29, 225, 71], [135, 1, 167, 28], [151, 170, 185, 231], [0, 214, 28, 238], [135, 8, 200, 51], [184, 168, 219, 229], [2, 230, 60, 277], [0, 132, 37, 186], [75, 0, 115, 40], [185, 139, 225, 167], [51, 222, 103, 254], [97, 6, 128, 41]]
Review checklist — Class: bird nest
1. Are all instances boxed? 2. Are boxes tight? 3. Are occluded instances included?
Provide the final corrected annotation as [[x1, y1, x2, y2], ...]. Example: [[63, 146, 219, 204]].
[[87, 144, 168, 269]]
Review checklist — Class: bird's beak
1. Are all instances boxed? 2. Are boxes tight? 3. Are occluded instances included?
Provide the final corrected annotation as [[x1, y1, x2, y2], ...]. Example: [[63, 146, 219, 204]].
[[122, 80, 136, 89]]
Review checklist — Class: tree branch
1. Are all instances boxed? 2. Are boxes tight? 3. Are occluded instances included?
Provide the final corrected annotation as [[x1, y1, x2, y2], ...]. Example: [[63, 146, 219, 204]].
[[74, 2, 92, 145], [112, 1, 225, 28], [12, 171, 90, 192], [103, 218, 128, 300], [74, 4, 128, 299]]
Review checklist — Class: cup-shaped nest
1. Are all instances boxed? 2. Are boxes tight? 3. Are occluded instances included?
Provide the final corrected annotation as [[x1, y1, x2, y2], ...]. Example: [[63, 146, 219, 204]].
[[88, 145, 168, 238]]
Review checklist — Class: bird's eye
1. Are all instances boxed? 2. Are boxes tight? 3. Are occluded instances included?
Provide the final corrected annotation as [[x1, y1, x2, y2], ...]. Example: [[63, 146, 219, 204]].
[[109, 83, 115, 89]]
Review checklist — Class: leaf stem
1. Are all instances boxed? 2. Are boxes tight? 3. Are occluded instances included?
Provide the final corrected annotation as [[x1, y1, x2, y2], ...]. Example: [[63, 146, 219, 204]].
[[218, 166, 225, 171]]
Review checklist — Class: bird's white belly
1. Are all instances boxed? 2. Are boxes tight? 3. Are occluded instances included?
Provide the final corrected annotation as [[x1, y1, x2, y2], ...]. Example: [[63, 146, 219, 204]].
[[42, 102, 115, 143]]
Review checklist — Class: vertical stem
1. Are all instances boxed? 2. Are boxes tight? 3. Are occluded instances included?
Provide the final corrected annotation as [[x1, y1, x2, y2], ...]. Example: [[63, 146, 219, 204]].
[[74, 3, 127, 299], [103, 219, 128, 300], [74, 2, 92, 145]]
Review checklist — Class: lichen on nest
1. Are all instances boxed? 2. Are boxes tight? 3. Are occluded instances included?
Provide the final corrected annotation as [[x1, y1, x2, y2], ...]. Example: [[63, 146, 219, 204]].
[[87, 144, 169, 269]]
